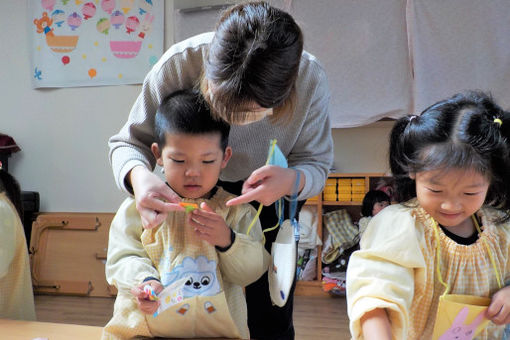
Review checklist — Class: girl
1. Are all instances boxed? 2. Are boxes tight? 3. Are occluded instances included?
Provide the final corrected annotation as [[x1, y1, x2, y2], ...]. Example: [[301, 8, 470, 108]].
[[0, 163, 36, 321], [358, 190, 390, 235], [346, 91, 510, 339]]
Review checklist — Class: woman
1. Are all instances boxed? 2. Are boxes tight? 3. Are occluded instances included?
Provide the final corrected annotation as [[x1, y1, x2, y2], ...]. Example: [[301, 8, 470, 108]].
[[109, 2, 333, 339]]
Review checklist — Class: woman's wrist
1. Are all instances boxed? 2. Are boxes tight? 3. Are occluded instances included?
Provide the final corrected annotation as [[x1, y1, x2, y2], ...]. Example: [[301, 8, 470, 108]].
[[286, 168, 305, 197], [128, 165, 149, 190]]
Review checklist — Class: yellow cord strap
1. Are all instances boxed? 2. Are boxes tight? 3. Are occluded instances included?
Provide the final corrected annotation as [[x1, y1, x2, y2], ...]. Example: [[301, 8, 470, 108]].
[[246, 140, 281, 239], [431, 220, 450, 295], [473, 216, 503, 289], [432, 215, 503, 297]]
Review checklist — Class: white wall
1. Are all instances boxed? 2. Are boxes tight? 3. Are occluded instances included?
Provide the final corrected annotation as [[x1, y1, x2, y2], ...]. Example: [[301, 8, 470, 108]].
[[331, 121, 394, 174], [1, 1, 391, 213]]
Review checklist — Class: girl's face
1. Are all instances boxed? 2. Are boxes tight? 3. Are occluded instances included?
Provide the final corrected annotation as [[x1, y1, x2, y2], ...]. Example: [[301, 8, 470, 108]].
[[372, 201, 389, 216], [413, 168, 490, 230]]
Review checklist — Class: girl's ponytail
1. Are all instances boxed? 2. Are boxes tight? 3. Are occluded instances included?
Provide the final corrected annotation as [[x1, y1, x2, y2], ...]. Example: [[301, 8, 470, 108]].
[[0, 167, 23, 220], [389, 115, 417, 202], [497, 110, 510, 147]]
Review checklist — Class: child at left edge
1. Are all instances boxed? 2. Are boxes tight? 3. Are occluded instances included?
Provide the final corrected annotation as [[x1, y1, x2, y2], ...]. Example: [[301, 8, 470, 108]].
[[102, 89, 270, 340], [0, 162, 36, 321]]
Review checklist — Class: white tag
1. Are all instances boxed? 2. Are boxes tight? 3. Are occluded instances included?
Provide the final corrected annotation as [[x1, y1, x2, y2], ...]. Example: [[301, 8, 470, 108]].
[[153, 277, 187, 317]]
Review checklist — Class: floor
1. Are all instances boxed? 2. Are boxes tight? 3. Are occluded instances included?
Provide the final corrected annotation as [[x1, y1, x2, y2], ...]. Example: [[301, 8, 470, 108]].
[[34, 294, 351, 339]]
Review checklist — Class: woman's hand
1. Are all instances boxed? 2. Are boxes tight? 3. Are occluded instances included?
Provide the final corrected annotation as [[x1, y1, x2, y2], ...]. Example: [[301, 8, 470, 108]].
[[130, 166, 184, 229], [486, 285, 510, 325], [226, 166, 304, 206], [187, 202, 232, 248], [130, 279, 164, 315]]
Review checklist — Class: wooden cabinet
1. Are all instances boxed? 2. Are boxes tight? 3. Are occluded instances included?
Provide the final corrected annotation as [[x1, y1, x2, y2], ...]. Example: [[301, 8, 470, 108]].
[[295, 173, 390, 296]]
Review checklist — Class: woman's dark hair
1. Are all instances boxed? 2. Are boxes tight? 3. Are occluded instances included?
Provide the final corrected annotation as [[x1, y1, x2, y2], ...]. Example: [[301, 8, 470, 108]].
[[0, 169, 23, 220], [361, 190, 390, 217], [204, 1, 303, 124], [154, 89, 230, 151], [389, 90, 510, 221]]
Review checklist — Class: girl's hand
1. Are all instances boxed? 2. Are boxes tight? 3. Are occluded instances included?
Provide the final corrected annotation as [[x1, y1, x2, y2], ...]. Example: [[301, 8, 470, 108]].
[[486, 285, 510, 325], [187, 202, 232, 248], [130, 166, 184, 229], [226, 166, 303, 206], [130, 280, 164, 315], [361, 308, 392, 340]]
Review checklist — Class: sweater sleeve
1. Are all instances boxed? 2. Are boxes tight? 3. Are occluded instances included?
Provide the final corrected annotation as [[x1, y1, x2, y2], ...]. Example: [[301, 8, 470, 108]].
[[217, 204, 270, 287], [0, 194, 18, 277], [289, 57, 334, 200], [346, 205, 427, 340], [105, 198, 160, 290], [108, 33, 211, 194]]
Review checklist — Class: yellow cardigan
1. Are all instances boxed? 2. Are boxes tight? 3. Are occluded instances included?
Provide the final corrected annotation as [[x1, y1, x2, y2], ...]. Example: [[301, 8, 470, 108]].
[[0, 192, 36, 321], [104, 187, 270, 339]]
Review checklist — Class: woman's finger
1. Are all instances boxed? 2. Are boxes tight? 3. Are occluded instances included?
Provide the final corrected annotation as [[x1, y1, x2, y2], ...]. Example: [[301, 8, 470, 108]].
[[140, 207, 167, 229]]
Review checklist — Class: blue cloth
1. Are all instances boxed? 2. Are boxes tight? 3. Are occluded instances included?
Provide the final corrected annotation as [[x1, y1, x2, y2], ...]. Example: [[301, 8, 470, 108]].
[[503, 324, 510, 340]]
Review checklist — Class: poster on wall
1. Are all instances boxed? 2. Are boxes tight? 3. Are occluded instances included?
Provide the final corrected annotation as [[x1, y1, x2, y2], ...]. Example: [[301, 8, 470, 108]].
[[29, 0, 164, 88]]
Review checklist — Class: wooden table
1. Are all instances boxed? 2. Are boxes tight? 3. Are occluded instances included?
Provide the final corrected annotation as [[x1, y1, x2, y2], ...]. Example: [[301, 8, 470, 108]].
[[0, 319, 234, 339], [0, 319, 103, 339]]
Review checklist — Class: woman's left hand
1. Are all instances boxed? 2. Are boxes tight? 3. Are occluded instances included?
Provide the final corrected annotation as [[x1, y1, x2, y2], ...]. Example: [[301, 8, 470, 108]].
[[187, 202, 232, 248], [486, 285, 510, 325], [226, 166, 302, 206]]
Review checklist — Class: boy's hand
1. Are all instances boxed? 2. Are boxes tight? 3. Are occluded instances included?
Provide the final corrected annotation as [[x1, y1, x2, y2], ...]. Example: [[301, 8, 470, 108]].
[[486, 285, 510, 325], [187, 202, 232, 248], [130, 280, 164, 315]]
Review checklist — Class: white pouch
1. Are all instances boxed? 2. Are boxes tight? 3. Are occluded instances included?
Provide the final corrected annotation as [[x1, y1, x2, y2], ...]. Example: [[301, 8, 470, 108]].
[[268, 219, 297, 307]]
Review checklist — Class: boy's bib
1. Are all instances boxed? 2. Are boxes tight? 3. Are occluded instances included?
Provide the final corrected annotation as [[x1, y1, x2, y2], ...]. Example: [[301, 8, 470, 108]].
[[141, 203, 241, 339]]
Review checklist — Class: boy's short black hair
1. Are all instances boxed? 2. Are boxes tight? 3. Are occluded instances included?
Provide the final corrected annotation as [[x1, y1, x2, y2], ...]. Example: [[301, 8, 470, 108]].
[[361, 190, 390, 217], [155, 89, 230, 151]]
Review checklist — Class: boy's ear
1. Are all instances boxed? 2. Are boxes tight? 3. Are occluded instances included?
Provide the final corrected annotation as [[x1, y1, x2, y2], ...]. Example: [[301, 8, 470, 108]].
[[151, 143, 163, 166], [221, 146, 232, 168]]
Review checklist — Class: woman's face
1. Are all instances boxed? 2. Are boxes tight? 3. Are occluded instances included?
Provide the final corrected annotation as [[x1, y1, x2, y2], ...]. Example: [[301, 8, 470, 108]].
[[205, 79, 273, 125]]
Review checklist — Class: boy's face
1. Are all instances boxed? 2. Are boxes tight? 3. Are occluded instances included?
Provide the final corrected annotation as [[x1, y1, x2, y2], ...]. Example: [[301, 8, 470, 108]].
[[152, 132, 231, 199]]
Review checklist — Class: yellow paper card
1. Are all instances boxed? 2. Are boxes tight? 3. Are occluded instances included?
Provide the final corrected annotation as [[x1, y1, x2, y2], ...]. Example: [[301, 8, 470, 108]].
[[432, 294, 491, 340]]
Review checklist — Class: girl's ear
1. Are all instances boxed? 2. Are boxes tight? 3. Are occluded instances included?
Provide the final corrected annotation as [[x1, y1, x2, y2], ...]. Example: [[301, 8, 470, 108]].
[[221, 146, 232, 168], [151, 143, 163, 166], [409, 173, 416, 180]]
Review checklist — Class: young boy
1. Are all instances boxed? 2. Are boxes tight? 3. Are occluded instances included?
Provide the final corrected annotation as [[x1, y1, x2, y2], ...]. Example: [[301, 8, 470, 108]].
[[103, 89, 270, 340]]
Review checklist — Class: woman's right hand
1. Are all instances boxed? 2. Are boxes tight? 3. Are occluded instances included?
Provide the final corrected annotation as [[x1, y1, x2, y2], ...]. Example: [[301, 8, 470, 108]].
[[130, 166, 183, 229]]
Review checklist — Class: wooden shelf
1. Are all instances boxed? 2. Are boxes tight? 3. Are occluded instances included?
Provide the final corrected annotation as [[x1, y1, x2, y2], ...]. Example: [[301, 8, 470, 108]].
[[323, 201, 361, 206], [295, 280, 329, 296], [295, 172, 391, 296]]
